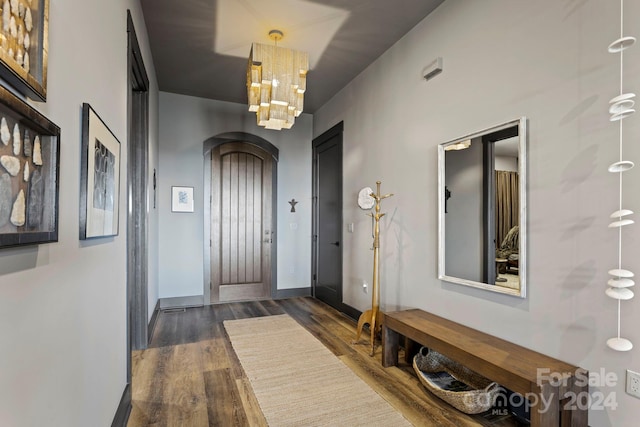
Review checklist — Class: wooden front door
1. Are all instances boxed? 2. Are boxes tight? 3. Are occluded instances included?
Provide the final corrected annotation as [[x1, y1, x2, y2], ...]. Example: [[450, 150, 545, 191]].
[[210, 142, 273, 303]]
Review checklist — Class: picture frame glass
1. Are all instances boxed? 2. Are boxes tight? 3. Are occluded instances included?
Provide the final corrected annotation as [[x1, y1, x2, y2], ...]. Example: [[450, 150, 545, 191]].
[[80, 104, 120, 239], [0, 85, 59, 248], [0, 0, 49, 100]]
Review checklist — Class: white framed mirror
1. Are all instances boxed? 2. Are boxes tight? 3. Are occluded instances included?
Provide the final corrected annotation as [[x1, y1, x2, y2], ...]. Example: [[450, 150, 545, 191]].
[[438, 117, 527, 297]]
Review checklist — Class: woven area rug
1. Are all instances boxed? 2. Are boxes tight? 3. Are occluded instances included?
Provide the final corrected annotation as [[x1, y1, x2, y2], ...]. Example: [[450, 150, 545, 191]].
[[224, 314, 412, 426]]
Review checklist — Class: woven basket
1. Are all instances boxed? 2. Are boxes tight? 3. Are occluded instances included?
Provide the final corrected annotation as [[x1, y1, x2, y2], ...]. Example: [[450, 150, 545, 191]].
[[413, 346, 500, 414]]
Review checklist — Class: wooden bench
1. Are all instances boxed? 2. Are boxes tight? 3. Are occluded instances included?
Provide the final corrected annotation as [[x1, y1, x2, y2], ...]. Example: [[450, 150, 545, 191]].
[[382, 309, 588, 426]]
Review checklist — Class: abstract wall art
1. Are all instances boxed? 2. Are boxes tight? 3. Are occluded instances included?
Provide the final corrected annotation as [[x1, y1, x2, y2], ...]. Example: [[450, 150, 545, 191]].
[[79, 103, 120, 239], [171, 186, 194, 213]]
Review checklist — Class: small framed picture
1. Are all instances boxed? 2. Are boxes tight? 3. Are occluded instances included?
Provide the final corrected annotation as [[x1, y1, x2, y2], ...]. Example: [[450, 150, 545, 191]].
[[172, 186, 194, 213]]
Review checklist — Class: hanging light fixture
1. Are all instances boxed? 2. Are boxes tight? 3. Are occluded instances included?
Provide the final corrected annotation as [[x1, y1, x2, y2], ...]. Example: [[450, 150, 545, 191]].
[[606, 0, 635, 352], [247, 30, 309, 130], [443, 139, 471, 151]]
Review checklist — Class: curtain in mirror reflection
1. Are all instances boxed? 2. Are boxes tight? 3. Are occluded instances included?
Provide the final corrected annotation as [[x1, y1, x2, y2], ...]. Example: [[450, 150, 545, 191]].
[[495, 171, 519, 247]]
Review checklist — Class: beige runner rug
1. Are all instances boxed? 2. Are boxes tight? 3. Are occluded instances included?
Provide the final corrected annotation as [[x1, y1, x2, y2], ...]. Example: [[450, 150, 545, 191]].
[[224, 314, 412, 426]]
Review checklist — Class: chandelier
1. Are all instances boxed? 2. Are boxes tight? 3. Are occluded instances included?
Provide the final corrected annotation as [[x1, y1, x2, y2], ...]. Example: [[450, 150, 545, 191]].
[[247, 30, 309, 130]]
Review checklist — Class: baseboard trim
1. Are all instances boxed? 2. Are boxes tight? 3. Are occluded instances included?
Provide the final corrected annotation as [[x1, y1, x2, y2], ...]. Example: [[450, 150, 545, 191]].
[[147, 299, 160, 344], [340, 303, 361, 321], [275, 287, 312, 299], [111, 383, 131, 427], [159, 291, 316, 307], [160, 295, 204, 309]]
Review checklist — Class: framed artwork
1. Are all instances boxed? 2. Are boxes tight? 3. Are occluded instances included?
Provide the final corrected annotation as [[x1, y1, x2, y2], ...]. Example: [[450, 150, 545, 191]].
[[0, 83, 60, 248], [172, 186, 194, 213], [0, 0, 49, 101], [80, 103, 121, 239]]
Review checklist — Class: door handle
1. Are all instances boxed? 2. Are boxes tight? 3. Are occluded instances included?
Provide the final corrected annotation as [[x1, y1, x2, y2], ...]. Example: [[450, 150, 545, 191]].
[[330, 241, 340, 247]]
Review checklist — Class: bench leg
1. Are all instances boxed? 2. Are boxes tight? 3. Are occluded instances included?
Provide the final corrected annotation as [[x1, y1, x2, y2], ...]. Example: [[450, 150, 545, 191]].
[[563, 371, 589, 427], [382, 325, 399, 367], [530, 383, 559, 427], [404, 337, 419, 364]]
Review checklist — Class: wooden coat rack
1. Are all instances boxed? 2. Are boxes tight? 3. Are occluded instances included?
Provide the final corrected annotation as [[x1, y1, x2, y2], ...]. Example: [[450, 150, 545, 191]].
[[355, 181, 393, 356]]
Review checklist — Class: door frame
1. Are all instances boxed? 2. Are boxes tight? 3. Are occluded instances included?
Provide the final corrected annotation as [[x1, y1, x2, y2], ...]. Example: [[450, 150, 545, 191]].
[[481, 125, 518, 284], [126, 9, 149, 365], [203, 132, 279, 304], [311, 122, 343, 309], [114, 10, 149, 425]]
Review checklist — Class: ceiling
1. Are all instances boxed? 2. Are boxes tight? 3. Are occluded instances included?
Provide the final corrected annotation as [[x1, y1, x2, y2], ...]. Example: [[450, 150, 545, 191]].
[[140, 0, 444, 113]]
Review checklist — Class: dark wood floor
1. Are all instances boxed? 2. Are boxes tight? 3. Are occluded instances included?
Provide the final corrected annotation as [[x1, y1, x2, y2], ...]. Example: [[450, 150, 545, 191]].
[[128, 297, 520, 426]]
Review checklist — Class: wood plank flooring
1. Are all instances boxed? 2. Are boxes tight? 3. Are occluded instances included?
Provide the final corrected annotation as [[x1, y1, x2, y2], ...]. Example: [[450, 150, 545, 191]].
[[128, 297, 519, 426]]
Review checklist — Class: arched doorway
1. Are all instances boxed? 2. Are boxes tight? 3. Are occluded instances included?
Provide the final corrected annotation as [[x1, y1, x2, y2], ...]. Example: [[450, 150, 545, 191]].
[[203, 133, 278, 303]]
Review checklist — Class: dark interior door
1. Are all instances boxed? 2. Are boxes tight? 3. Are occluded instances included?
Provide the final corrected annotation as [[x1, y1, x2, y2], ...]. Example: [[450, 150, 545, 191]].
[[312, 123, 343, 311]]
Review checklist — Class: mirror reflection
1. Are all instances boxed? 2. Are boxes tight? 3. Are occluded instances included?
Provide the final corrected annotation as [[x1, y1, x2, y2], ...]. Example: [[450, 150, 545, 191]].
[[438, 118, 527, 297]]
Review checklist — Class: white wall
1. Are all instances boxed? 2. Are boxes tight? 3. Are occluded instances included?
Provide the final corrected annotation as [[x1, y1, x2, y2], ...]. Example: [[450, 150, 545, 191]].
[[158, 92, 312, 299], [147, 56, 160, 318], [0, 1, 159, 426], [314, 0, 640, 425], [495, 155, 518, 172]]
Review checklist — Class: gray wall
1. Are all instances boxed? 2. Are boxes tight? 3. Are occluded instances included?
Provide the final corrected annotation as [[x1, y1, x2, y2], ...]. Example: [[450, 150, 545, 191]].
[[0, 0, 159, 426], [313, 0, 640, 425], [158, 92, 313, 299]]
